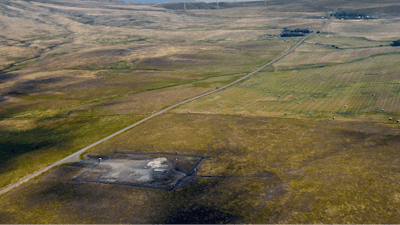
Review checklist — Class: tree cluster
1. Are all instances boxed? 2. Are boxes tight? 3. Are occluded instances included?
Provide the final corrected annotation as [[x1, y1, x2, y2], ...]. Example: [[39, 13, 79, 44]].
[[281, 28, 311, 37], [391, 40, 400, 46], [332, 12, 373, 20]]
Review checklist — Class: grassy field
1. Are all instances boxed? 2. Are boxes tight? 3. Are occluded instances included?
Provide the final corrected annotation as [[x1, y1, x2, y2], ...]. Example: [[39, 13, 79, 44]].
[[174, 37, 400, 121], [0, 0, 315, 189], [324, 18, 400, 40], [1, 113, 399, 223], [1, 0, 400, 223]]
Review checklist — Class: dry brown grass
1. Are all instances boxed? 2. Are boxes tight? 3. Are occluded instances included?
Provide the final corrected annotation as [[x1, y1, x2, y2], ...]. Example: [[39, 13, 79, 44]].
[[323, 18, 400, 40], [275, 44, 400, 67], [1, 114, 399, 223], [95, 87, 214, 115], [0, 119, 36, 130], [1, 0, 310, 191], [1, 0, 400, 223]]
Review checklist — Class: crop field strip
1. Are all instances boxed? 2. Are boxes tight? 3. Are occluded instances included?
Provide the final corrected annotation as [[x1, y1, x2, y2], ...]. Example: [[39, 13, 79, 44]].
[[175, 50, 400, 119]]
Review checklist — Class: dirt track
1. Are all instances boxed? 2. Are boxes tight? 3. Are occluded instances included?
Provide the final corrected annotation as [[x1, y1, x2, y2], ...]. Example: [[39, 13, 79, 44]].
[[0, 8, 338, 196]]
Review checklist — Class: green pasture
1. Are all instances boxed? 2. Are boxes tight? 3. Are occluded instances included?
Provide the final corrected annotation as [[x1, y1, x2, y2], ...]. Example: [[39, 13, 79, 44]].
[[0, 114, 144, 189], [175, 53, 400, 121]]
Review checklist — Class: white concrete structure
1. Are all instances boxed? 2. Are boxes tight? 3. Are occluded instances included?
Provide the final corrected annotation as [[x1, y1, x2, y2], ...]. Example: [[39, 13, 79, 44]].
[[147, 157, 168, 169]]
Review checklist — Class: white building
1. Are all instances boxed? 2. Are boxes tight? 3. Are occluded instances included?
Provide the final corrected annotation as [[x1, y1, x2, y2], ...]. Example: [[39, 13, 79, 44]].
[[146, 157, 168, 170]]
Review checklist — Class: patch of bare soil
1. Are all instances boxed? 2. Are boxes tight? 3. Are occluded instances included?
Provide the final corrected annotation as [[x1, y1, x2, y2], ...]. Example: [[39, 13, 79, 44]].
[[72, 152, 205, 191]]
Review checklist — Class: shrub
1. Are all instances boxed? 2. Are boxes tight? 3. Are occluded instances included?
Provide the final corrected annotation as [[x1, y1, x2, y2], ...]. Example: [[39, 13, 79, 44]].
[[280, 28, 311, 37], [390, 40, 400, 46]]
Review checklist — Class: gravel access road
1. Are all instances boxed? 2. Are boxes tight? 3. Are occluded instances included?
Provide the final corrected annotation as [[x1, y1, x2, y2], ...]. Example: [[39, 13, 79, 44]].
[[0, 8, 338, 195]]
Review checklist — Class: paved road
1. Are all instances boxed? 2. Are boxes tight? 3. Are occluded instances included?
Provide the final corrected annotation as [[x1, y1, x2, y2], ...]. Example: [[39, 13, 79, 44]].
[[0, 9, 338, 196]]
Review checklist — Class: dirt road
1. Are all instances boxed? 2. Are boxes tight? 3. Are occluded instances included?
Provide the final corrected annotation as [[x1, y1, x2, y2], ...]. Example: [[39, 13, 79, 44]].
[[0, 8, 338, 196]]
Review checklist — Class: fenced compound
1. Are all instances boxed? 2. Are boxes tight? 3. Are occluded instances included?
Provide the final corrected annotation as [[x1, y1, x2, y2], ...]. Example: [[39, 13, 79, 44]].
[[71, 151, 208, 191]]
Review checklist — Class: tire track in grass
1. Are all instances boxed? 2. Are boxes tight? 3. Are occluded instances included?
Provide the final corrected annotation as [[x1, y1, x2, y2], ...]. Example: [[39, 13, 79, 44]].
[[345, 71, 372, 117], [388, 73, 400, 114], [275, 72, 301, 114], [245, 76, 269, 113], [363, 59, 389, 115], [249, 81, 271, 115], [288, 69, 320, 115], [307, 63, 343, 114], [386, 81, 397, 114], [392, 84, 400, 114], [300, 67, 328, 111], [319, 63, 350, 116], [304, 62, 344, 116], [356, 57, 388, 115], [304, 64, 343, 115], [272, 70, 307, 114], [390, 58, 400, 114], [285, 69, 314, 114], [348, 71, 370, 116], [339, 59, 376, 117], [367, 59, 388, 114], [241, 75, 267, 114], [342, 71, 370, 115], [277, 68, 317, 114], [375, 74, 392, 115], [247, 73, 279, 114], [265, 74, 286, 114], [334, 60, 375, 116], [360, 60, 382, 115], [338, 65, 366, 116], [368, 59, 387, 114], [317, 63, 353, 117], [302, 42, 358, 115], [379, 61, 398, 114], [263, 74, 288, 114]]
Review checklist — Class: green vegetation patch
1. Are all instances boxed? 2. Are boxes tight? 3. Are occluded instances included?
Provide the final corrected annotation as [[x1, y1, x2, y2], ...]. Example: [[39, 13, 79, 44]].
[[176, 49, 400, 121], [94, 35, 147, 45], [0, 114, 144, 189]]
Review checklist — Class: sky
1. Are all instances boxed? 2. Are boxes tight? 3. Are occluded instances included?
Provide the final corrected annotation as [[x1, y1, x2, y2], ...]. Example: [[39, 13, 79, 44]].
[[124, 0, 257, 3], [125, 0, 194, 2]]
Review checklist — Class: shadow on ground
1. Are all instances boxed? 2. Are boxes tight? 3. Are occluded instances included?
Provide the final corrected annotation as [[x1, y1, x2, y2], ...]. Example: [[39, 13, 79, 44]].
[[0, 126, 69, 174]]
